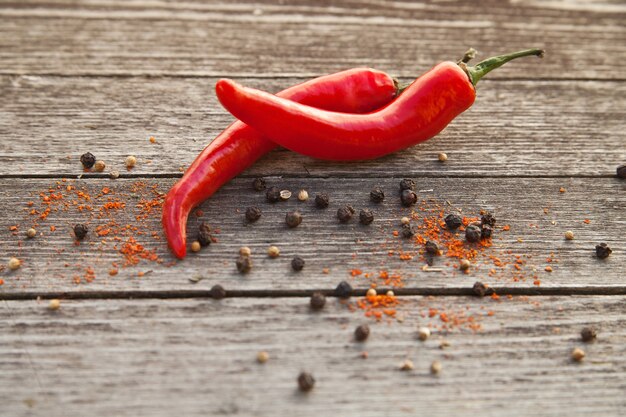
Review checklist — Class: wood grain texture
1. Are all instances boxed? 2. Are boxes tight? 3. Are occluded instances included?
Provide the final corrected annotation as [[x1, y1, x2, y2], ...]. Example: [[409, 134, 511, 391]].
[[0, 177, 623, 294], [0, 0, 625, 79], [1, 76, 624, 177], [1, 296, 625, 417]]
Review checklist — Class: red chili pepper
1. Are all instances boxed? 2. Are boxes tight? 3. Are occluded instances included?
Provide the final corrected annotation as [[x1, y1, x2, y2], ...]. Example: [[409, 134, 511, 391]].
[[163, 68, 398, 258], [215, 49, 544, 161]]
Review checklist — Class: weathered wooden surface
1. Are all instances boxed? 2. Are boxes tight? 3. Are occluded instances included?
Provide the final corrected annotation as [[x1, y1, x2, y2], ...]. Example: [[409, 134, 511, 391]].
[[0, 177, 623, 295], [1, 77, 624, 177], [1, 0, 625, 79], [1, 296, 624, 417]]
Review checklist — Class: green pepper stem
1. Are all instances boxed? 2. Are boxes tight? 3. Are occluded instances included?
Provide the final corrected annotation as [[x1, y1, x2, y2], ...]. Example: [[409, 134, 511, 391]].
[[463, 48, 545, 85]]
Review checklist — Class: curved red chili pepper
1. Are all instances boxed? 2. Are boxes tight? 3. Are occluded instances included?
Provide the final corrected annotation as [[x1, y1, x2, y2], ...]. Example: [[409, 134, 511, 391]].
[[215, 49, 544, 161], [163, 68, 397, 259]]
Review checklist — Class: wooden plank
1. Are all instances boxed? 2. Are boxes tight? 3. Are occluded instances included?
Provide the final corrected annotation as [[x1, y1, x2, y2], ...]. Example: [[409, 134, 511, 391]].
[[0, 1, 624, 79], [1, 295, 624, 416], [1, 76, 624, 177], [0, 177, 623, 295]]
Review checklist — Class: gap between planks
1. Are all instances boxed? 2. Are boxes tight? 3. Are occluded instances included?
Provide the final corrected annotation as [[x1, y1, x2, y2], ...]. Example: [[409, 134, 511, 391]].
[[2, 286, 626, 301]]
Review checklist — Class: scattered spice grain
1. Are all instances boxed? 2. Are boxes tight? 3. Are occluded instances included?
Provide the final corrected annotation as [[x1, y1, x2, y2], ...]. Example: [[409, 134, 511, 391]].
[[291, 256, 305, 271], [459, 259, 470, 271], [400, 216, 410, 225], [400, 189, 417, 206], [26, 228, 37, 238], [444, 213, 463, 230], [256, 351, 269, 364], [337, 205, 355, 223], [80, 152, 96, 169], [472, 281, 490, 297], [239, 246, 251, 257], [401, 224, 416, 238], [565, 230, 575, 240], [595, 243, 612, 259], [366, 288, 377, 298], [236, 255, 252, 273], [252, 177, 266, 191], [94, 160, 106, 172], [481, 224, 493, 239], [245, 206, 262, 222], [438, 153, 448, 162], [617, 165, 626, 179], [190, 241, 201, 253], [8, 257, 21, 270], [481, 212, 496, 227], [297, 372, 315, 392], [197, 223, 212, 247], [48, 299, 61, 310], [465, 224, 481, 243], [315, 193, 330, 208], [430, 360, 442, 374], [285, 210, 302, 228], [354, 324, 370, 342], [267, 246, 280, 258], [571, 347, 585, 362], [417, 327, 431, 341], [399, 359, 414, 371], [110, 170, 120, 179], [210, 284, 226, 299], [581, 327, 597, 343], [125, 155, 137, 169], [425, 241, 439, 255], [335, 280, 353, 298], [279, 190, 292, 201], [310, 292, 326, 310], [73, 223, 88, 240], [297, 189, 309, 201], [266, 187, 281, 203], [359, 208, 374, 225], [399, 178, 416, 191], [370, 187, 385, 203]]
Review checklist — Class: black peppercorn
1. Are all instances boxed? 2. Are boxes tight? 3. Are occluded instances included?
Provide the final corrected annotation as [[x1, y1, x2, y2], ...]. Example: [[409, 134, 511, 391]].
[[252, 177, 266, 191], [337, 205, 355, 223], [236, 256, 252, 273], [310, 292, 326, 310], [616, 165, 626, 179], [401, 223, 416, 238], [370, 187, 385, 203], [425, 241, 439, 255], [399, 178, 416, 191], [465, 224, 481, 242], [266, 186, 281, 203], [444, 213, 463, 230], [359, 208, 374, 225], [198, 223, 212, 247], [297, 372, 315, 392], [285, 210, 302, 228], [210, 284, 226, 299], [580, 327, 597, 342], [481, 224, 493, 239], [73, 223, 88, 240], [335, 280, 353, 298], [245, 206, 262, 222], [315, 193, 329, 208], [595, 243, 612, 259], [354, 324, 370, 342], [79, 152, 96, 169], [481, 212, 496, 227], [291, 256, 305, 271], [472, 281, 492, 297], [400, 189, 417, 206]]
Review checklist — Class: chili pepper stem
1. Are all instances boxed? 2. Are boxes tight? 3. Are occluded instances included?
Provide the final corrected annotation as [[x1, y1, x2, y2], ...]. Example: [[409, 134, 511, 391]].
[[463, 48, 545, 86]]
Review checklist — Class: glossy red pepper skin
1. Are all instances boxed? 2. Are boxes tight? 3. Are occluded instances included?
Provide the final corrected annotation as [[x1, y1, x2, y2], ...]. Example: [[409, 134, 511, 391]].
[[162, 69, 397, 259], [215, 62, 476, 161]]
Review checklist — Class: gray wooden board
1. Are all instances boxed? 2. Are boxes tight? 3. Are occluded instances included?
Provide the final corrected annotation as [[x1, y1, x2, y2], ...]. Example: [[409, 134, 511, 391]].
[[0, 1, 625, 79], [1, 296, 624, 417], [0, 177, 623, 294], [1, 76, 624, 177]]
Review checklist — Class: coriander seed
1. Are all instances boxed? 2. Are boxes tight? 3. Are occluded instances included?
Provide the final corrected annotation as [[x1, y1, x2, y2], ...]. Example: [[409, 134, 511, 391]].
[[565, 230, 575, 240], [370, 187, 385, 203], [310, 292, 326, 310], [399, 359, 414, 371], [279, 190, 292, 201], [291, 256, 305, 271], [267, 246, 280, 258], [252, 177, 266, 191], [337, 205, 355, 223], [94, 160, 106, 172], [354, 324, 370, 342], [399, 178, 416, 191], [315, 193, 329, 208], [266, 187, 281, 203], [581, 327, 597, 343], [465, 224, 481, 243], [417, 327, 431, 341], [595, 243, 612, 259], [48, 299, 61, 310], [80, 152, 96, 169], [571, 347, 585, 362], [190, 241, 201, 252], [425, 241, 439, 255], [110, 170, 120, 179], [73, 223, 88, 240], [297, 372, 315, 392], [256, 351, 269, 364], [210, 284, 226, 299], [430, 360, 442, 374], [438, 153, 448, 162], [459, 259, 470, 271], [125, 155, 137, 169], [8, 257, 21, 270], [245, 206, 262, 222], [26, 228, 37, 238], [444, 213, 463, 230], [236, 256, 252, 273], [335, 280, 353, 298], [239, 246, 251, 257], [386, 290, 395, 297], [400, 189, 417, 206], [366, 288, 377, 298], [400, 216, 410, 225], [285, 210, 302, 228], [359, 208, 374, 225], [297, 189, 309, 201]]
